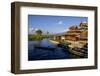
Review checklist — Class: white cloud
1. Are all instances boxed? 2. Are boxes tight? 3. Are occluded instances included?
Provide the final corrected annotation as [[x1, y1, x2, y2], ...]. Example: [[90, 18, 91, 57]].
[[28, 27, 35, 34], [28, 27, 41, 34], [58, 21, 63, 25], [28, 28, 32, 34]]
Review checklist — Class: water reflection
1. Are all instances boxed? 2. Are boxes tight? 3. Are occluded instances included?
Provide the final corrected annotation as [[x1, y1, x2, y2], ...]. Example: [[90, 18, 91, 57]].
[[28, 39, 71, 60]]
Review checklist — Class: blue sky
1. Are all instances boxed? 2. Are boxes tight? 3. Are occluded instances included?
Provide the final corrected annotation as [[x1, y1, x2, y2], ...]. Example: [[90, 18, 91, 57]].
[[28, 15, 88, 34]]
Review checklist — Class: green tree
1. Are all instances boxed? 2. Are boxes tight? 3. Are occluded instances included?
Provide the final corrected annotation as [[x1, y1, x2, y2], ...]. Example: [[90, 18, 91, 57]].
[[35, 29, 42, 35]]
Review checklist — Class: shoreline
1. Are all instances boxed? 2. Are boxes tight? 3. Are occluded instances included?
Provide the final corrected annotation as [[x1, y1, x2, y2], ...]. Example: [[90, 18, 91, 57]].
[[49, 40, 59, 44]]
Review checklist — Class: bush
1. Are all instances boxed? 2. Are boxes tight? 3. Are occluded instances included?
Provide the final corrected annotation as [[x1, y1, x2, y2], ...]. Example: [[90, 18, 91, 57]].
[[28, 35, 43, 41]]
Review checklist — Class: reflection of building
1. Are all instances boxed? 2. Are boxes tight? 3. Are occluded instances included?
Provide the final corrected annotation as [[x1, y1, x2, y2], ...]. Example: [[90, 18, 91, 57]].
[[54, 22, 88, 41]]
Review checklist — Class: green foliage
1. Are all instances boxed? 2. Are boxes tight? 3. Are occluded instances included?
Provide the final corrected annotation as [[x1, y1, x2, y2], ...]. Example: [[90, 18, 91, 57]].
[[35, 30, 42, 35], [28, 29, 44, 41], [28, 35, 43, 41]]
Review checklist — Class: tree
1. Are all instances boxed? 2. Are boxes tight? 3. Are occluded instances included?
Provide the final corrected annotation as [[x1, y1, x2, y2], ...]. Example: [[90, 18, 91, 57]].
[[35, 29, 42, 35]]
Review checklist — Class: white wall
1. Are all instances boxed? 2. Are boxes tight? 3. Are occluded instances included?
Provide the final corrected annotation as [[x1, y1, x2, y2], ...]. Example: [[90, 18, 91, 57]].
[[0, 0, 100, 76]]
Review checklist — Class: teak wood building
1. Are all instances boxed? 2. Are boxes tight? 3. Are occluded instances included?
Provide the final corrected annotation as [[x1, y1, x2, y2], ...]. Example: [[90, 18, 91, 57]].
[[54, 22, 88, 41]]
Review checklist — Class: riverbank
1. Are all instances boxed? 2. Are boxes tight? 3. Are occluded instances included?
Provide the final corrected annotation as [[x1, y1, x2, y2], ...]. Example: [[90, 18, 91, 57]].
[[49, 40, 59, 44]]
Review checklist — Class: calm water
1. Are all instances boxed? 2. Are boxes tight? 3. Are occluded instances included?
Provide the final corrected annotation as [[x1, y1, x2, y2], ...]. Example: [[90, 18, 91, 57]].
[[28, 39, 71, 61]]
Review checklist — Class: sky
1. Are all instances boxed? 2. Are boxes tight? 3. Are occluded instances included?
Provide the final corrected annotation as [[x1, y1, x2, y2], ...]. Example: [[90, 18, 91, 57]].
[[28, 15, 88, 34]]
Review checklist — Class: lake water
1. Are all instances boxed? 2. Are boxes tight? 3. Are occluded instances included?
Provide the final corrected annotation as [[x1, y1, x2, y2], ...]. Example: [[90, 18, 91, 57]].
[[28, 39, 72, 61]]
